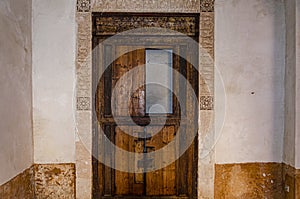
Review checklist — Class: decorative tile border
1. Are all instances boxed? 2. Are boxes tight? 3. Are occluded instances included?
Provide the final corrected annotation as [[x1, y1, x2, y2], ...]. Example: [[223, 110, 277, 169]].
[[199, 12, 214, 96], [199, 12, 214, 52], [91, 0, 201, 12], [77, 97, 91, 111], [200, 0, 214, 12], [200, 95, 214, 110], [77, 0, 91, 12]]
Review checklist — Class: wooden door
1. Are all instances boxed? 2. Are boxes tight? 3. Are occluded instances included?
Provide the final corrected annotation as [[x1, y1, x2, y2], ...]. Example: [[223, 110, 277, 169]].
[[92, 13, 199, 199]]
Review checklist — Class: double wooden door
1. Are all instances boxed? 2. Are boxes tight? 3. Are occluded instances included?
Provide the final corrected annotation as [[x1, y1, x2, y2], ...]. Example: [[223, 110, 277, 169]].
[[92, 13, 199, 198], [93, 37, 198, 198]]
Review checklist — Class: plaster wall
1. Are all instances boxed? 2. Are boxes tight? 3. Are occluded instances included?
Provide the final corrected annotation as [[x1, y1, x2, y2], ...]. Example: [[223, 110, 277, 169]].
[[296, 0, 300, 169], [284, 0, 296, 167], [215, 0, 285, 164], [32, 0, 76, 163], [30, 0, 287, 166], [283, 0, 300, 169], [0, 0, 33, 185]]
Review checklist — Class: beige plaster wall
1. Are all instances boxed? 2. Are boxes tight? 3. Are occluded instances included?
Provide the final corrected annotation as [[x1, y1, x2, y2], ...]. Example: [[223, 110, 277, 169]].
[[283, 0, 300, 169], [284, 0, 296, 167], [0, 0, 33, 185], [296, 0, 300, 169], [215, 0, 285, 163], [32, 0, 76, 163]]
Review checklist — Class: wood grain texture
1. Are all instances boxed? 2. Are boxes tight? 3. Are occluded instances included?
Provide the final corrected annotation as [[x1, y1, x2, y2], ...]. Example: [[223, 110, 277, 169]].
[[95, 44, 198, 197], [93, 13, 199, 198], [146, 126, 176, 196]]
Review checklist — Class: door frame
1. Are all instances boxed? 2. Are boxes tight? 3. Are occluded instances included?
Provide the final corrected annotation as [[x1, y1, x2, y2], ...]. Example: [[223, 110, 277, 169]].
[[75, 3, 215, 198]]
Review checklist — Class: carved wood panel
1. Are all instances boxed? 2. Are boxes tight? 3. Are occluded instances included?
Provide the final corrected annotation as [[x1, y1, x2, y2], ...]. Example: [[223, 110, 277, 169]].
[[93, 13, 199, 36]]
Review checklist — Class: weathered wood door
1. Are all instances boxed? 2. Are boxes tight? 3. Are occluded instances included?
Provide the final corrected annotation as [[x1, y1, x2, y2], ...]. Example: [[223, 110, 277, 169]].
[[92, 13, 199, 199]]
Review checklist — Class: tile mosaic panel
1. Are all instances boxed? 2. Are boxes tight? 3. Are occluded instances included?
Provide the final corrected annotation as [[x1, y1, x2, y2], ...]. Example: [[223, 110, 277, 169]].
[[77, 0, 91, 12], [200, 0, 214, 12], [77, 97, 91, 111], [200, 95, 214, 110]]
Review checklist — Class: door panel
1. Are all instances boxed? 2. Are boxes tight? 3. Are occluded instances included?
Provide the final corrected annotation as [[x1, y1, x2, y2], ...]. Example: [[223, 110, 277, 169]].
[[146, 126, 176, 196], [93, 30, 198, 198], [112, 47, 145, 117], [114, 126, 177, 196], [94, 42, 198, 198], [115, 126, 144, 196]]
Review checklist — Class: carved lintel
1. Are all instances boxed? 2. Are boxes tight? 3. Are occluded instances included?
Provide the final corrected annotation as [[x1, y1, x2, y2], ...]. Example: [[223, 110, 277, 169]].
[[93, 14, 199, 36]]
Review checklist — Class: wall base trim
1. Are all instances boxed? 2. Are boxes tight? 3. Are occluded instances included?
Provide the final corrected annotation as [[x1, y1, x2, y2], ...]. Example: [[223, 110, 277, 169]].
[[0, 166, 34, 199], [0, 163, 76, 199], [34, 163, 76, 198], [215, 162, 283, 198]]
